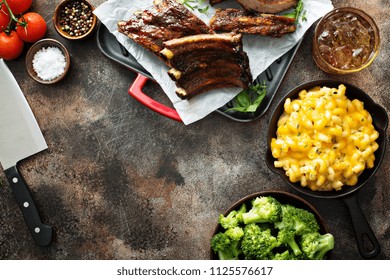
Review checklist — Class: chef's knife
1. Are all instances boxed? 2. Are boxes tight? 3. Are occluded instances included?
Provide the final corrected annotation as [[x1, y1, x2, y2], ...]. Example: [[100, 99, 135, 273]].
[[0, 59, 53, 246]]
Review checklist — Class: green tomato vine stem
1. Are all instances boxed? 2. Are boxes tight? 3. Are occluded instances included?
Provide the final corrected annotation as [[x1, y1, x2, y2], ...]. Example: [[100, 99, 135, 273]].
[[0, 0, 27, 35]]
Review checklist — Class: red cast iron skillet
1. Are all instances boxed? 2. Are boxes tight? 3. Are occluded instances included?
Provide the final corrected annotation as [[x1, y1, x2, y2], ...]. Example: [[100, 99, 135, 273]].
[[265, 80, 388, 258]]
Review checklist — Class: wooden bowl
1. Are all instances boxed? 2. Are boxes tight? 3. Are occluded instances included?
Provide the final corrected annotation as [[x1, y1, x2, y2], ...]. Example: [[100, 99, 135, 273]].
[[210, 190, 333, 260], [26, 38, 70, 84], [53, 0, 97, 40]]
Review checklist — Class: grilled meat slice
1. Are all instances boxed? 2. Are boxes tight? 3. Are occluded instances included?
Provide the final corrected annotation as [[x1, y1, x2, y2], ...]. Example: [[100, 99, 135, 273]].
[[117, 0, 214, 63], [210, 8, 296, 37], [237, 0, 297, 13], [160, 33, 252, 100], [151, 0, 212, 36]]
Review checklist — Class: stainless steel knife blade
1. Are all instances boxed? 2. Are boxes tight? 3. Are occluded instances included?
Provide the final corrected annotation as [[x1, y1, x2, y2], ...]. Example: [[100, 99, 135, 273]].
[[0, 59, 53, 246]]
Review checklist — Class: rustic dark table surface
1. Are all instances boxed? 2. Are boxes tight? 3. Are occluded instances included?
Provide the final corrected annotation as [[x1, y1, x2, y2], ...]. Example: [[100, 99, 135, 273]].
[[0, 0, 389, 260]]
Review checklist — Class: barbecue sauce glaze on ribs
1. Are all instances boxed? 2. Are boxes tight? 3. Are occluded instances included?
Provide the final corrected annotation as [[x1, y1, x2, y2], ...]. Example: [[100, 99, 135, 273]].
[[210, 8, 296, 37], [117, 0, 214, 63], [118, 0, 253, 100], [160, 33, 252, 100]]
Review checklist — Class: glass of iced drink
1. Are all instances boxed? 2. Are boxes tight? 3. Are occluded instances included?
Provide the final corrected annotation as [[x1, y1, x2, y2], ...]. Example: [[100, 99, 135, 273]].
[[312, 7, 380, 74]]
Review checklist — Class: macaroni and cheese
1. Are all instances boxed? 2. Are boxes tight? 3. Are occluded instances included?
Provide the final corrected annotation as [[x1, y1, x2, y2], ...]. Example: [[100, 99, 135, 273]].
[[270, 84, 379, 191]]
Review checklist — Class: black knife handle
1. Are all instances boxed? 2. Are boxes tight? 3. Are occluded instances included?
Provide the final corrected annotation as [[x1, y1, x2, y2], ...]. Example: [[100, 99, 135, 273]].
[[5, 166, 53, 246]]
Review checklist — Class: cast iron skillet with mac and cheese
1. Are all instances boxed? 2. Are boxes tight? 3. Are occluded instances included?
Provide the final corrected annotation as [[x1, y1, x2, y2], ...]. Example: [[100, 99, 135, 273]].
[[266, 80, 388, 259]]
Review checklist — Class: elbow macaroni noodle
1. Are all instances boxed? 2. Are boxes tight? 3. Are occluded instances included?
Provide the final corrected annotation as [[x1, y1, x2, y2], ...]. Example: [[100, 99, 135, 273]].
[[271, 84, 379, 191]]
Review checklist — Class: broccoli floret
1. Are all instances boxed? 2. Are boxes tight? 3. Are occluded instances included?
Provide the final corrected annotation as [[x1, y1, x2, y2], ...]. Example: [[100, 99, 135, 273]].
[[270, 250, 300, 260], [279, 204, 319, 234], [274, 204, 320, 256], [276, 226, 302, 256], [210, 227, 244, 260], [225, 226, 244, 240], [241, 223, 278, 260], [293, 207, 320, 235], [242, 196, 282, 224], [275, 204, 320, 234], [210, 232, 235, 260], [218, 211, 239, 230], [300, 232, 334, 260], [218, 203, 247, 229]]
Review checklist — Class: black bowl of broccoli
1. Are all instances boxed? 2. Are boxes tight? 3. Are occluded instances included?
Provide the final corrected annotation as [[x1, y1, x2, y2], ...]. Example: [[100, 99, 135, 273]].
[[210, 190, 334, 260]]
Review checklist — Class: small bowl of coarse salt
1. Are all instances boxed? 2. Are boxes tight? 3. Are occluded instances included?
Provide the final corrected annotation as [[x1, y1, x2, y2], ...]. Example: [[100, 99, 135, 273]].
[[26, 38, 70, 84]]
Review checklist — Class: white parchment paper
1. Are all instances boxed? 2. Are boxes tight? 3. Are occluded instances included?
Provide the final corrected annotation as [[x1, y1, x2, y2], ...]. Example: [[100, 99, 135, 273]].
[[94, 0, 333, 124]]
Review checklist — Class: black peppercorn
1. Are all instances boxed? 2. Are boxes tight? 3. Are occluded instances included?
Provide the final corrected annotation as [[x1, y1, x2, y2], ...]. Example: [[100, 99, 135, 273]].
[[59, 0, 94, 37]]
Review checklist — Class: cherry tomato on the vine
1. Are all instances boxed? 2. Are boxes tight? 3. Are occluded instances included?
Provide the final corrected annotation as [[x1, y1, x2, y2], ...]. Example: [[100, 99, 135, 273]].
[[5, 0, 33, 15], [16, 12, 46, 43], [0, 30, 24, 60], [0, 6, 10, 32]]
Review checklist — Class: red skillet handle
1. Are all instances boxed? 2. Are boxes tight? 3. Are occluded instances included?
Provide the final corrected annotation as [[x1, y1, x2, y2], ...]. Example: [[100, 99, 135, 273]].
[[128, 73, 182, 122]]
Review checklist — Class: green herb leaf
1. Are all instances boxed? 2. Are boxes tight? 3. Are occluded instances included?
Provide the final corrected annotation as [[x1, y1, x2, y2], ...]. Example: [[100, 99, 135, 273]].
[[228, 105, 249, 113], [197, 6, 209, 14], [177, 0, 210, 14], [226, 81, 267, 113], [252, 88, 267, 106], [282, 0, 306, 24], [301, 10, 307, 22], [236, 91, 251, 108]]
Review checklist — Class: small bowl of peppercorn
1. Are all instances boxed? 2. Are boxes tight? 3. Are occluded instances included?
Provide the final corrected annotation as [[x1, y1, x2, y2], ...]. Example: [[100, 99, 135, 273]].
[[53, 0, 97, 40]]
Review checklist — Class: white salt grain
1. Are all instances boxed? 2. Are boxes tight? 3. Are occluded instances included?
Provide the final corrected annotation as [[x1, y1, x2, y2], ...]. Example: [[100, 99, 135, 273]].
[[32, 46, 67, 81]]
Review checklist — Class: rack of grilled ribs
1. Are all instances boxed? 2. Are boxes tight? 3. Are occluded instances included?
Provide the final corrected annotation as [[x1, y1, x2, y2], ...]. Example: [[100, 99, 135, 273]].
[[117, 0, 214, 63], [118, 0, 253, 100], [160, 33, 252, 100], [210, 8, 296, 37]]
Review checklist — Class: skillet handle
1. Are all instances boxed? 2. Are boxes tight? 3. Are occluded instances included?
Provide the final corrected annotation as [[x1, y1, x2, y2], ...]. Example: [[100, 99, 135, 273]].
[[128, 73, 182, 122], [341, 194, 380, 258]]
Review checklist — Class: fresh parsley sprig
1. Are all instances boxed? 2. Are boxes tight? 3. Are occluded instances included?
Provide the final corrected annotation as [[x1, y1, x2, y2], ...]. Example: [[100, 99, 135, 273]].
[[227, 81, 267, 113], [283, 0, 307, 24]]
